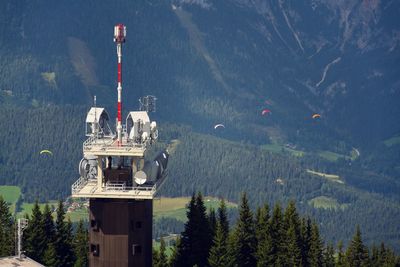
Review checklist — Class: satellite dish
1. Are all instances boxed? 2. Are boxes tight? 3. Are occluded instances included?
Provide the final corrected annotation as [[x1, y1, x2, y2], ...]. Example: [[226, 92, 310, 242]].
[[78, 156, 98, 180], [134, 171, 147, 185]]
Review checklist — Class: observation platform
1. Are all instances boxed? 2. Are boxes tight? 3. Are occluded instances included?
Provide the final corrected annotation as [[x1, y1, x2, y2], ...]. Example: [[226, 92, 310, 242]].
[[83, 135, 146, 157], [71, 177, 157, 200]]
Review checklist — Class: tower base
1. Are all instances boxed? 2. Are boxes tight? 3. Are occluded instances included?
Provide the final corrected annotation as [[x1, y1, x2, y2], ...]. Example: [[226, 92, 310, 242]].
[[89, 198, 153, 267]]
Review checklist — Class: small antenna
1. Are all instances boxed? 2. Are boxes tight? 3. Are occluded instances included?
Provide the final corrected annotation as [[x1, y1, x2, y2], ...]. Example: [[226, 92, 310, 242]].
[[94, 95, 98, 135], [17, 218, 28, 259], [139, 95, 157, 112]]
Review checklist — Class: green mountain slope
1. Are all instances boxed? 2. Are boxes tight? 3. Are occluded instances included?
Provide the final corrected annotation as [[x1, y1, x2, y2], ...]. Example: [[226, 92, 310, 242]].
[[0, 0, 399, 251]]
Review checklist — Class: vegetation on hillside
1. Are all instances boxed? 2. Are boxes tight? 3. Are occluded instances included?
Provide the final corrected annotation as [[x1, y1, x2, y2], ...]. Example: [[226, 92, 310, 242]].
[[153, 192, 400, 267]]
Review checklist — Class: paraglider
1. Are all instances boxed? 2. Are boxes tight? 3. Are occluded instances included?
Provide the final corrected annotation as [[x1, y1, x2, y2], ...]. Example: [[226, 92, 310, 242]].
[[262, 109, 271, 116], [40, 150, 53, 155], [312, 113, 321, 119], [214, 124, 225, 129]]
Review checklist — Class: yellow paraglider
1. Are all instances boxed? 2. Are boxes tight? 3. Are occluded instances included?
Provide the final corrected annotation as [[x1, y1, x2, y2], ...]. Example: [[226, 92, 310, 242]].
[[40, 150, 53, 156], [312, 113, 321, 119]]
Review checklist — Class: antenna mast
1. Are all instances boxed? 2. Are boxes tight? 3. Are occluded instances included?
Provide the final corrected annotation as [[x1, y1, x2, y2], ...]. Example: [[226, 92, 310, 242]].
[[17, 218, 28, 259], [114, 24, 126, 145]]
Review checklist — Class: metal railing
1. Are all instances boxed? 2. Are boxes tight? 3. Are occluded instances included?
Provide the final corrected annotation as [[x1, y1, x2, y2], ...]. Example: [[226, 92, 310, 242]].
[[83, 135, 147, 152], [104, 181, 156, 194], [72, 177, 156, 196], [71, 176, 88, 194]]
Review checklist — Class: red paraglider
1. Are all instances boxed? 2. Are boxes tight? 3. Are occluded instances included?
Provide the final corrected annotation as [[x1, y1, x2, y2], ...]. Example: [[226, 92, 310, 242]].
[[262, 109, 271, 116]]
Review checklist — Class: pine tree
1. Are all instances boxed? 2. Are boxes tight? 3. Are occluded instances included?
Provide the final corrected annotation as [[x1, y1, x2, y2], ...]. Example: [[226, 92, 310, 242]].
[[337, 240, 345, 267], [255, 203, 272, 267], [208, 222, 229, 267], [53, 200, 75, 267], [0, 196, 14, 257], [309, 222, 323, 267], [24, 200, 46, 263], [225, 230, 238, 267], [370, 244, 379, 266], [42, 204, 55, 246], [208, 207, 217, 239], [43, 242, 58, 267], [231, 192, 256, 267], [268, 203, 285, 265], [169, 236, 181, 267], [208, 199, 231, 267], [300, 217, 312, 267], [323, 243, 335, 267], [282, 201, 302, 266], [174, 193, 211, 267], [345, 225, 370, 267], [73, 220, 88, 267], [217, 198, 229, 237], [155, 237, 168, 267]]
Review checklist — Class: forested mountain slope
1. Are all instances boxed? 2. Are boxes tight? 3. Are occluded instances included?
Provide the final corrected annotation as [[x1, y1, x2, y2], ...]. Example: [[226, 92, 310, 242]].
[[0, 0, 399, 250]]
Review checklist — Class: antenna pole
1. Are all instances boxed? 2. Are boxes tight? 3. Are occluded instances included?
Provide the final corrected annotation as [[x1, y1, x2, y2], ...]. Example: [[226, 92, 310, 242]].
[[114, 24, 126, 145], [17, 218, 28, 259]]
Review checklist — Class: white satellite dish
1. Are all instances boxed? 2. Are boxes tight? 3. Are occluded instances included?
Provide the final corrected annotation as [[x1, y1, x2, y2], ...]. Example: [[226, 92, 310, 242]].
[[78, 155, 98, 180], [134, 171, 147, 185]]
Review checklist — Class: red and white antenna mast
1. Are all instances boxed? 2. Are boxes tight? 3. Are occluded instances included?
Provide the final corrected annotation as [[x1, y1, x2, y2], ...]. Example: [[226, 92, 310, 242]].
[[113, 24, 126, 145]]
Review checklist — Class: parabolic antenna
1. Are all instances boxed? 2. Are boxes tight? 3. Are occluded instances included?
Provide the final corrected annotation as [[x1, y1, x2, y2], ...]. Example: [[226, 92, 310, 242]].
[[134, 171, 147, 185], [78, 155, 98, 180]]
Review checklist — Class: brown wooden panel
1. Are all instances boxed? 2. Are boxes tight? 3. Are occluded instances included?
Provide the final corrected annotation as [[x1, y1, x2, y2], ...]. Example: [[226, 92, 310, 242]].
[[89, 199, 153, 267]]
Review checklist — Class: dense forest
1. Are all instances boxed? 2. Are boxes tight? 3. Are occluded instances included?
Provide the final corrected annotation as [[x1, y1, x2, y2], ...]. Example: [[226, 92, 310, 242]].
[[158, 192, 400, 267], [0, 196, 88, 266], [1, 194, 399, 266], [0, 109, 399, 250]]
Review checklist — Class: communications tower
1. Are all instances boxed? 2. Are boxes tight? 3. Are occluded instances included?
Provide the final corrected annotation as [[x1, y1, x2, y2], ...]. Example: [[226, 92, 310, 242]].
[[71, 24, 168, 267]]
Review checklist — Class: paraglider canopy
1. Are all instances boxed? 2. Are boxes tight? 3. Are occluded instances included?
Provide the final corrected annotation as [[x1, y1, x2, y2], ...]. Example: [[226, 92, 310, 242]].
[[214, 124, 225, 129], [40, 150, 53, 155], [312, 113, 321, 119], [262, 109, 271, 116]]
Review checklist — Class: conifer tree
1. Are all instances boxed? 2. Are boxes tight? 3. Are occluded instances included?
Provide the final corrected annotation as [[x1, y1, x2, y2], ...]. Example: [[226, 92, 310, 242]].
[[282, 201, 302, 266], [217, 198, 229, 237], [208, 222, 229, 267], [208, 207, 217, 239], [345, 225, 370, 267], [268, 203, 285, 265], [42, 204, 55, 246], [377, 242, 400, 266], [300, 217, 312, 267], [231, 193, 256, 267], [73, 219, 88, 267], [155, 237, 168, 267], [174, 193, 211, 267], [323, 243, 335, 267], [255, 203, 272, 267], [24, 200, 46, 263], [208, 199, 231, 267], [0, 196, 14, 257], [336, 240, 345, 267], [53, 200, 75, 267], [43, 242, 58, 267], [309, 222, 323, 267], [370, 244, 380, 266], [169, 236, 181, 267], [225, 229, 238, 267]]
